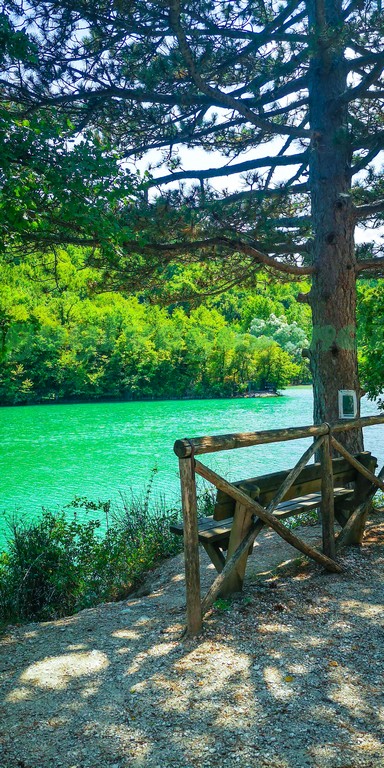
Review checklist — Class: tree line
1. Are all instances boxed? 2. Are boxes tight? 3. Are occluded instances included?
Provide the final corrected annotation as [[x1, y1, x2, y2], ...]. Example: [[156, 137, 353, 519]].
[[0, 248, 382, 405], [0, 249, 314, 404]]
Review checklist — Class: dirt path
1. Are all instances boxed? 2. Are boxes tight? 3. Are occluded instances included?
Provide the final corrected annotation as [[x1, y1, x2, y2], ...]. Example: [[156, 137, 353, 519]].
[[1, 513, 384, 768]]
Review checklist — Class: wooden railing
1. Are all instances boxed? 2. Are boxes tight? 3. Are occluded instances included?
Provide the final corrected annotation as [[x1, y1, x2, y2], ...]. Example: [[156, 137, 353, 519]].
[[174, 415, 384, 635]]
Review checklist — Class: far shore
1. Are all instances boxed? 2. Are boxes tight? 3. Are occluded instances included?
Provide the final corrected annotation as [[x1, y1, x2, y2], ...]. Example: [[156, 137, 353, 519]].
[[0, 387, 312, 408]]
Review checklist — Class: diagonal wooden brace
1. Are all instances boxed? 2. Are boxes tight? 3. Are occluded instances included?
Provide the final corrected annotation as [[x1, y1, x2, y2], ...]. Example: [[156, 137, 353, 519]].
[[331, 437, 384, 492], [263, 436, 325, 515], [336, 463, 384, 550], [216, 436, 326, 596], [195, 458, 341, 616]]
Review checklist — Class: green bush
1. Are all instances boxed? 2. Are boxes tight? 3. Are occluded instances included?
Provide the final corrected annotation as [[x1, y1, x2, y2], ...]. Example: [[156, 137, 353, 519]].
[[0, 488, 182, 626]]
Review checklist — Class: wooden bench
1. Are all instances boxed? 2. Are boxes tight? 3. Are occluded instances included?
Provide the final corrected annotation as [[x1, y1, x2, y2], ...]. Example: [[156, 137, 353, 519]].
[[171, 451, 377, 592]]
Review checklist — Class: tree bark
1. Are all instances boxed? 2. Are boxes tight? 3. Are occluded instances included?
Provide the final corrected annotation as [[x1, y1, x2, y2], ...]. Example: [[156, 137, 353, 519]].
[[307, 0, 363, 453]]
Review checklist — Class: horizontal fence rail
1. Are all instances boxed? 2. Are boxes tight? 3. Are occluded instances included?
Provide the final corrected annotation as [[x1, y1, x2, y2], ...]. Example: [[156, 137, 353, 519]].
[[332, 415, 384, 433], [174, 424, 328, 458], [174, 416, 384, 458]]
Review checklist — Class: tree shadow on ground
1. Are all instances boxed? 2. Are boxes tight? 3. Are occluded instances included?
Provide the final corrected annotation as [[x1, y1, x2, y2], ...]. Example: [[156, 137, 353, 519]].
[[0, 515, 383, 768]]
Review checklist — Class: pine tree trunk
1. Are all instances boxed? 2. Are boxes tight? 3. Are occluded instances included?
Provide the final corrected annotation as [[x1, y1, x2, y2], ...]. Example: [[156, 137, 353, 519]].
[[307, 0, 362, 452]]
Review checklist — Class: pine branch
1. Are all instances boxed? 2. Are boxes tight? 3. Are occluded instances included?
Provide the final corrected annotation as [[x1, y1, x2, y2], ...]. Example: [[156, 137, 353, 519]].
[[354, 199, 384, 219], [351, 146, 384, 176], [342, 0, 366, 19], [357, 90, 384, 98], [167, 0, 310, 139], [18, 230, 313, 276], [149, 151, 309, 187], [134, 236, 314, 276], [267, 98, 308, 118], [356, 257, 384, 274], [17, 81, 309, 121], [353, 131, 384, 150], [221, 183, 309, 205], [269, 216, 312, 228], [346, 51, 384, 71], [343, 58, 384, 101], [187, 27, 307, 42], [123, 118, 244, 157]]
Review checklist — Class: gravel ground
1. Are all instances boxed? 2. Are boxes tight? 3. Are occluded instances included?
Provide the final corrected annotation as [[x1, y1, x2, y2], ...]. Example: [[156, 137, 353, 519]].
[[0, 512, 383, 768]]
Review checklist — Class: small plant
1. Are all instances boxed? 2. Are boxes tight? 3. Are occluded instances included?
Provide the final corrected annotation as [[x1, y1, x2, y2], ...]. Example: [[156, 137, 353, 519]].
[[373, 490, 384, 510], [288, 509, 320, 529], [214, 597, 232, 612], [196, 484, 216, 517], [0, 509, 103, 623]]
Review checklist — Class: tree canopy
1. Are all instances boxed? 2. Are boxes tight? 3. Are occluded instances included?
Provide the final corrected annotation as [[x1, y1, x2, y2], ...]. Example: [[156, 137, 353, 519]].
[[1, 1, 382, 276], [1, 1, 384, 435]]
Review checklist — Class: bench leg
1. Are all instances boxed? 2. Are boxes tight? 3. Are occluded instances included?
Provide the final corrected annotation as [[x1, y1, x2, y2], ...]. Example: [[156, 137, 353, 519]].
[[347, 454, 377, 544], [335, 454, 377, 545], [219, 502, 253, 596], [201, 542, 226, 573]]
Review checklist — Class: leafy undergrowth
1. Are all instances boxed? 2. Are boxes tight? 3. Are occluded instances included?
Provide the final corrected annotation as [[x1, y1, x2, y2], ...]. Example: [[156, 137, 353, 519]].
[[0, 484, 184, 626]]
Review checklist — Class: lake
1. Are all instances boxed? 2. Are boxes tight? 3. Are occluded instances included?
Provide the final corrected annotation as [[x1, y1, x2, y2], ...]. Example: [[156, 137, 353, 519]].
[[1, 387, 383, 544]]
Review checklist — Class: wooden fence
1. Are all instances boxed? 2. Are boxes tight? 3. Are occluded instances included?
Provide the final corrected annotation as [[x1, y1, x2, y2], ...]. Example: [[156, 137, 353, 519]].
[[174, 416, 384, 635]]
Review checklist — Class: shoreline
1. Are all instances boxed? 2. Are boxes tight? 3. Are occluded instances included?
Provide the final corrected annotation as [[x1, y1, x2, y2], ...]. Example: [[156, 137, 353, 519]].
[[0, 388, 294, 408]]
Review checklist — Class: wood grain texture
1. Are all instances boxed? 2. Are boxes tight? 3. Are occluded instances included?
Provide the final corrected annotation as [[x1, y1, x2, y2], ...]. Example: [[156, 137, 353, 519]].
[[331, 438, 384, 491], [174, 424, 328, 458], [321, 435, 335, 558], [179, 457, 202, 635]]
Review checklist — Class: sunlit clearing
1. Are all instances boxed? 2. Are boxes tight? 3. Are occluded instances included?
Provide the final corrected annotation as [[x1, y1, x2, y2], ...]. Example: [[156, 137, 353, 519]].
[[259, 623, 290, 634], [6, 686, 32, 703], [331, 680, 372, 717], [18, 651, 109, 690], [340, 600, 383, 619], [147, 643, 176, 657]]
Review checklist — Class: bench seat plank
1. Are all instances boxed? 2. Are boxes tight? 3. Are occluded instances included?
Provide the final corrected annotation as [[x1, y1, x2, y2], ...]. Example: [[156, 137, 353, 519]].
[[170, 487, 354, 544]]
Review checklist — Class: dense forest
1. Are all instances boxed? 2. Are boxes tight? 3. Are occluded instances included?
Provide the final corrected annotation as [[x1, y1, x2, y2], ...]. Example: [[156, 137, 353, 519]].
[[0, 248, 382, 405]]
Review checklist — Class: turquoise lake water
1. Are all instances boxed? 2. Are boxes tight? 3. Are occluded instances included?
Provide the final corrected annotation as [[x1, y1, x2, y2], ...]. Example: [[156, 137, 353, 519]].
[[1, 387, 383, 543]]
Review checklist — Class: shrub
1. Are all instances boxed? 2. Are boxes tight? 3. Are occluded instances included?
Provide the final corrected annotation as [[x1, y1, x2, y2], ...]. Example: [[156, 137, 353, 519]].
[[0, 485, 183, 626]]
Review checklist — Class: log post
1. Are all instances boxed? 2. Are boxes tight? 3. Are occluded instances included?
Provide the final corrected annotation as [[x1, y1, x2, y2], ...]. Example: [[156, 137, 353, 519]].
[[201, 519, 264, 616], [345, 452, 377, 545], [179, 457, 202, 635], [321, 432, 335, 559], [220, 502, 253, 596]]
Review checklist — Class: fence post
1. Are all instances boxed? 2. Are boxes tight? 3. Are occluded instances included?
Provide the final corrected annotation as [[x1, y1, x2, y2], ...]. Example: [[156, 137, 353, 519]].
[[321, 427, 335, 559], [179, 457, 202, 635]]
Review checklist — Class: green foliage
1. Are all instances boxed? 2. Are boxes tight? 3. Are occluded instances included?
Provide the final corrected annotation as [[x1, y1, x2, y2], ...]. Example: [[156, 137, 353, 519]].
[[0, 251, 310, 403], [0, 491, 182, 625], [250, 313, 309, 362], [248, 343, 301, 392], [0, 509, 103, 622], [1, 0, 382, 302], [357, 280, 384, 407], [214, 598, 232, 612]]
